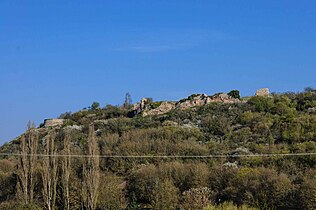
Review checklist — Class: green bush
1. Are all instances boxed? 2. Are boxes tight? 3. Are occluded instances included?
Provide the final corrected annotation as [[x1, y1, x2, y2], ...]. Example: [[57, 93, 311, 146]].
[[228, 90, 241, 99]]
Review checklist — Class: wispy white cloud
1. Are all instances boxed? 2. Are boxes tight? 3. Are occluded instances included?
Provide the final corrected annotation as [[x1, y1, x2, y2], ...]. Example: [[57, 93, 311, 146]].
[[125, 43, 195, 52], [130, 45, 177, 52], [115, 29, 232, 53]]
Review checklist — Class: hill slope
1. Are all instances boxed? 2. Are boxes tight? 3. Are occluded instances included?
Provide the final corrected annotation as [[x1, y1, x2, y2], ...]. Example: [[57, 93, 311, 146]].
[[1, 90, 316, 209]]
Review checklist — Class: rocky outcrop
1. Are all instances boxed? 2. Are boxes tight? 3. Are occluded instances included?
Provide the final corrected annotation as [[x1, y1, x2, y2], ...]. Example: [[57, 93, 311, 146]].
[[176, 93, 239, 110], [143, 102, 176, 116], [256, 88, 270, 97], [176, 94, 209, 109], [133, 98, 152, 115], [66, 125, 83, 130], [44, 119, 66, 127], [133, 93, 240, 116], [209, 93, 240, 103]]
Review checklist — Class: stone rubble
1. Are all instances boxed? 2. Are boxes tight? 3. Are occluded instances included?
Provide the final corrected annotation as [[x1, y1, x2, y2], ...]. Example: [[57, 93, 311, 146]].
[[43, 119, 66, 127], [255, 88, 270, 97]]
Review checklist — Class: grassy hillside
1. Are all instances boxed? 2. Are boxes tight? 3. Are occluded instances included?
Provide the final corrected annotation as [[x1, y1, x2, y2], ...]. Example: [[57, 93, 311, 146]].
[[1, 89, 316, 209]]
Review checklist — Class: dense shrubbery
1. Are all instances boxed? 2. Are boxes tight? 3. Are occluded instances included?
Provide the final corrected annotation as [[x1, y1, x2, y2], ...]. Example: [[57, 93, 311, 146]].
[[1, 91, 316, 209]]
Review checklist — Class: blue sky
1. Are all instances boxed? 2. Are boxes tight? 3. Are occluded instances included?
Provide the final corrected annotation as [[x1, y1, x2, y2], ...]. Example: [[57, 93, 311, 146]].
[[1, 0, 316, 144]]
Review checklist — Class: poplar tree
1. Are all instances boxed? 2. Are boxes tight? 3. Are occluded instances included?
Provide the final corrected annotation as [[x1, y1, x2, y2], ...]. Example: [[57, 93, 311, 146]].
[[17, 123, 38, 205], [61, 130, 72, 210], [41, 131, 58, 210], [82, 123, 100, 210], [123, 92, 132, 108]]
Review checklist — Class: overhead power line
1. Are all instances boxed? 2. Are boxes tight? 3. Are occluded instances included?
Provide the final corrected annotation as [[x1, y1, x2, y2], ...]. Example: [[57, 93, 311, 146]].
[[0, 152, 316, 158]]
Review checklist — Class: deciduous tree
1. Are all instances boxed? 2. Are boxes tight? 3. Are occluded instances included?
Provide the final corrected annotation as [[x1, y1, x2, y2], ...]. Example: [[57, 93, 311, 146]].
[[61, 130, 72, 210], [82, 123, 100, 210], [41, 131, 58, 210], [17, 124, 38, 205]]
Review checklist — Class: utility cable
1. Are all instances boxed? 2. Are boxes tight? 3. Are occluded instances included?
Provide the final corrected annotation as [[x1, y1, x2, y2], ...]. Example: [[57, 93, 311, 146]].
[[0, 152, 316, 158]]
